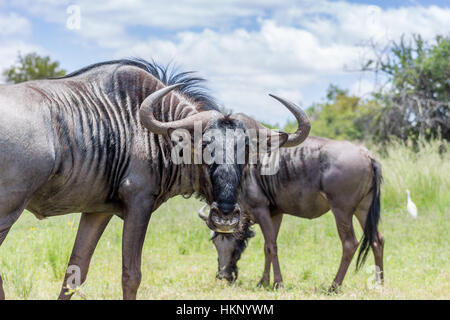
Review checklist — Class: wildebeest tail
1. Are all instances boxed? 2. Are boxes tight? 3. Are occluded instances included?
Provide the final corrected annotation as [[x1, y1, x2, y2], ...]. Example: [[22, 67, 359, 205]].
[[356, 157, 382, 270]]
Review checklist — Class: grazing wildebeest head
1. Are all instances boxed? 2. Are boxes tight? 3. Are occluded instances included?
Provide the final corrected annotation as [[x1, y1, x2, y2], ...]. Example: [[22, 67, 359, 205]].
[[199, 206, 255, 282], [212, 229, 255, 282]]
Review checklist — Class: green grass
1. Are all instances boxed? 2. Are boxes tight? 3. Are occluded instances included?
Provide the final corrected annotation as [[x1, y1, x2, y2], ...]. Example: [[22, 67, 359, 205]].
[[0, 140, 449, 299]]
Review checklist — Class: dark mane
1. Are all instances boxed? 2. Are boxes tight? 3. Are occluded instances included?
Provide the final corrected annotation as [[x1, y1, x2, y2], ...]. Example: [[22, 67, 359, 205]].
[[61, 58, 219, 112], [233, 216, 255, 243]]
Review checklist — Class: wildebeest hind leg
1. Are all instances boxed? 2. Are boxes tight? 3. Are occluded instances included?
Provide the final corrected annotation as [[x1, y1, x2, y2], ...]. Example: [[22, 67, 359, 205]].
[[371, 231, 384, 284], [355, 195, 384, 284], [330, 207, 359, 292], [254, 207, 283, 289], [257, 213, 283, 288], [58, 212, 112, 300]]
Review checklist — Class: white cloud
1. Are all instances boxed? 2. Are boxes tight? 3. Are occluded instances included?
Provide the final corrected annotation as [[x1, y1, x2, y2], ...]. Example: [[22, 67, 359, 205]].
[[273, 2, 450, 44], [80, 2, 450, 122], [7, 0, 279, 29], [8, 1, 450, 47], [3, 1, 449, 122], [0, 11, 41, 83], [0, 12, 31, 36], [114, 20, 363, 122]]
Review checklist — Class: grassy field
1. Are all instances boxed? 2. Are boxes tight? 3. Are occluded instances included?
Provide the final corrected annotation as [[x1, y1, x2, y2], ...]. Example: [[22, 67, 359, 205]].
[[1, 140, 449, 299]]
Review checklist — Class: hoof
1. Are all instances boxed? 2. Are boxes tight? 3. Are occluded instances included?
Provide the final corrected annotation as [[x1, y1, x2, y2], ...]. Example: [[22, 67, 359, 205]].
[[273, 281, 283, 290], [257, 278, 270, 288], [327, 283, 340, 294]]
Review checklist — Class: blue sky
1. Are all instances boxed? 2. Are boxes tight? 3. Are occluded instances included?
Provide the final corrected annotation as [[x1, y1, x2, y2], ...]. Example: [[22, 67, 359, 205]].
[[0, 0, 448, 124]]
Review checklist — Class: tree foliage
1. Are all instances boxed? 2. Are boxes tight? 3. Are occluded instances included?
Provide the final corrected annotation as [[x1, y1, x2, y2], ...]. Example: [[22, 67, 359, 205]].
[[366, 35, 449, 142], [2, 52, 66, 84], [283, 85, 379, 141], [307, 86, 361, 140]]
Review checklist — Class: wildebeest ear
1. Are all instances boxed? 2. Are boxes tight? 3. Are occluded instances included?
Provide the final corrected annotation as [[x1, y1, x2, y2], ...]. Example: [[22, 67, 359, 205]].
[[248, 229, 256, 238], [278, 132, 289, 147], [267, 132, 289, 149]]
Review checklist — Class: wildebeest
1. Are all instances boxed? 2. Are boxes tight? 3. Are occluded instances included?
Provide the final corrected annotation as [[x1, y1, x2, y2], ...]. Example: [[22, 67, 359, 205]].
[[199, 136, 384, 291], [0, 59, 310, 299]]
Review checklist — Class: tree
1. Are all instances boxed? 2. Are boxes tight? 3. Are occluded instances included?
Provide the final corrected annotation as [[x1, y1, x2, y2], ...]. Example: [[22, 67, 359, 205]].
[[283, 85, 378, 141], [364, 35, 449, 142], [281, 34, 449, 144], [2, 52, 66, 84]]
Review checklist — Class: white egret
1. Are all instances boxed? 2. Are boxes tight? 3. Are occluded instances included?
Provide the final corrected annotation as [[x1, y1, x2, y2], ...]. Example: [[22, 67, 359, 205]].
[[406, 189, 418, 218]]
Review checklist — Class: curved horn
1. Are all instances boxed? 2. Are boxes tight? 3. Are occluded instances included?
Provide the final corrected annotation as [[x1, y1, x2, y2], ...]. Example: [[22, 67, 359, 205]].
[[139, 83, 222, 135], [268, 94, 311, 148], [198, 204, 209, 221], [139, 83, 183, 135]]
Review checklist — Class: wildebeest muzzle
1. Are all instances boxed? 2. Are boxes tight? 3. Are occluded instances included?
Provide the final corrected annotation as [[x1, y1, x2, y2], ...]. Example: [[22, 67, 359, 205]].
[[199, 203, 240, 233]]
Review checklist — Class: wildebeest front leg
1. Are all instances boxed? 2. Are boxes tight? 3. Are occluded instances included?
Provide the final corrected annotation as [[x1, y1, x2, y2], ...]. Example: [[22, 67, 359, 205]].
[[0, 227, 12, 300], [258, 245, 271, 288], [121, 193, 154, 300], [0, 225, 16, 300], [254, 207, 283, 289], [58, 212, 112, 300], [0, 201, 28, 300], [257, 214, 283, 288]]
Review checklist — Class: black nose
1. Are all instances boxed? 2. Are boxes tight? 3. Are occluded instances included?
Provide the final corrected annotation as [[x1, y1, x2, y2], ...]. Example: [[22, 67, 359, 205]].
[[218, 202, 235, 215], [215, 202, 241, 217]]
